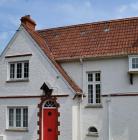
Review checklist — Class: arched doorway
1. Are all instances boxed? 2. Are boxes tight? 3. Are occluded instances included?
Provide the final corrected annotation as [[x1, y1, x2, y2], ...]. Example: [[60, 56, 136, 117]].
[[42, 99, 58, 140]]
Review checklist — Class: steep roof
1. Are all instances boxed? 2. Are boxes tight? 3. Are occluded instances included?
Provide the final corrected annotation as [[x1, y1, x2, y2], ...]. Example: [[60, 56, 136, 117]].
[[22, 24, 82, 95], [21, 16, 138, 96], [38, 17, 138, 61]]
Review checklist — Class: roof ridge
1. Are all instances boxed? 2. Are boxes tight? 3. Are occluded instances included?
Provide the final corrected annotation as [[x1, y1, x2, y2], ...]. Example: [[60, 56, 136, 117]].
[[37, 16, 138, 32]]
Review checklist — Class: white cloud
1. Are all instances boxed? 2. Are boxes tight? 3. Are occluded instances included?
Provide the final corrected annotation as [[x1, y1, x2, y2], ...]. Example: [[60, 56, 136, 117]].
[[117, 2, 138, 14], [54, 0, 95, 24], [0, 32, 8, 41], [117, 5, 128, 13]]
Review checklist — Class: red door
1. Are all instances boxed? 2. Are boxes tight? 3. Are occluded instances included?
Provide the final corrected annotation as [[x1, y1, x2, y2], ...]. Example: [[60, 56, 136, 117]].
[[43, 108, 58, 140]]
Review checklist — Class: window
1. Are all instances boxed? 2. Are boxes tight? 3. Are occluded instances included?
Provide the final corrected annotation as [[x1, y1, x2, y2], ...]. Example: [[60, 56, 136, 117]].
[[87, 72, 101, 104], [44, 100, 56, 108], [9, 61, 29, 80], [132, 58, 138, 69], [129, 56, 138, 71], [8, 107, 28, 128], [88, 126, 98, 133], [87, 126, 98, 137]]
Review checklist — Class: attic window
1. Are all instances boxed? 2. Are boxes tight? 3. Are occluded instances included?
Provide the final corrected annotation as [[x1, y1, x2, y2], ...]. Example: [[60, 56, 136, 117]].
[[8, 61, 29, 81]]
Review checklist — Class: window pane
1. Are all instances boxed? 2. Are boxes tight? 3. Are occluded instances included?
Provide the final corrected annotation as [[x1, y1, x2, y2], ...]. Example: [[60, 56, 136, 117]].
[[132, 58, 138, 69], [132, 64, 136, 68], [132, 58, 136, 64], [9, 108, 14, 127], [23, 108, 28, 127], [10, 64, 15, 79], [136, 58, 138, 64], [16, 108, 21, 127], [88, 84, 93, 103], [24, 62, 29, 78], [96, 84, 101, 103], [95, 73, 100, 81], [17, 63, 22, 78], [88, 73, 93, 82]]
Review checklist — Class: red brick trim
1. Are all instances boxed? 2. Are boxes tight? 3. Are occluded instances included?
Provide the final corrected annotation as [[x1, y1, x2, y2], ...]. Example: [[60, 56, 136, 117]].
[[0, 95, 69, 99], [102, 93, 138, 97], [37, 96, 60, 140]]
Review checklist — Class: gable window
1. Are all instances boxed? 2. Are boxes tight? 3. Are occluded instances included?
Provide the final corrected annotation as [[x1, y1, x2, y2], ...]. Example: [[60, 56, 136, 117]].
[[8, 107, 28, 129], [87, 72, 101, 104], [9, 61, 29, 80]]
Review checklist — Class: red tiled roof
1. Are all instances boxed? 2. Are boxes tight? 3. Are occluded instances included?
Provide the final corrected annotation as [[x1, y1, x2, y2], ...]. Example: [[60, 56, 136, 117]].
[[22, 24, 82, 95], [38, 17, 138, 61]]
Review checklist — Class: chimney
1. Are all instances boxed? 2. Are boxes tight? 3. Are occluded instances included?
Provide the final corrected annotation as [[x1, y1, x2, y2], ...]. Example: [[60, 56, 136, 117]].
[[20, 15, 36, 30]]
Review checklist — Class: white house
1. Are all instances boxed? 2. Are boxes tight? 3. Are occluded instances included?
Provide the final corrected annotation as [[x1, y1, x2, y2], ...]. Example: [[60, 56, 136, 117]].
[[0, 15, 138, 140]]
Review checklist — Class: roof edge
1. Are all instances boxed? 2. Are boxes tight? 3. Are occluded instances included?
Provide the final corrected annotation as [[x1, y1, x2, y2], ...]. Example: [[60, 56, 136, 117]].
[[22, 24, 83, 95], [37, 16, 138, 32]]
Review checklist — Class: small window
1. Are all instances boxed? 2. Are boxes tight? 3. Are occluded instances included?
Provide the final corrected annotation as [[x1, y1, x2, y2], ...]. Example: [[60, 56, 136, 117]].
[[9, 61, 29, 80], [87, 72, 101, 104], [8, 107, 28, 129], [87, 126, 98, 137], [88, 126, 98, 133], [44, 100, 56, 108]]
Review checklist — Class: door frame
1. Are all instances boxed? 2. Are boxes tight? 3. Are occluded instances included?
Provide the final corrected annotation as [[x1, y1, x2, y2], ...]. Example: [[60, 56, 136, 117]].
[[40, 98, 59, 140]]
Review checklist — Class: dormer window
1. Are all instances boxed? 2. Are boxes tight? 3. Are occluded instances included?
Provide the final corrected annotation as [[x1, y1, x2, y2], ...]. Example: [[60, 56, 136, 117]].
[[9, 61, 29, 81], [129, 56, 138, 72]]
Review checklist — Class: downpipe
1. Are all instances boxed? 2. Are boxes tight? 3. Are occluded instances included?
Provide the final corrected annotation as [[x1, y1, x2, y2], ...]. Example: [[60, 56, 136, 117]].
[[106, 95, 111, 140]]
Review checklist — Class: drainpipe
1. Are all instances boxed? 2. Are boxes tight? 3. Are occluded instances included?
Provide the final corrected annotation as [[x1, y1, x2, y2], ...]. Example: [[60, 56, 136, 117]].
[[79, 58, 84, 140], [106, 95, 111, 140]]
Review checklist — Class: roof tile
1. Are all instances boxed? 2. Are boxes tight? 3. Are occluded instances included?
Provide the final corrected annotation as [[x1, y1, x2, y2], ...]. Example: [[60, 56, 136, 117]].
[[37, 17, 138, 61]]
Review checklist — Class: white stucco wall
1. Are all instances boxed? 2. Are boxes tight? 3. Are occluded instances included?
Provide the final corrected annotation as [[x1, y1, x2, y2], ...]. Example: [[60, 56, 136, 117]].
[[61, 58, 138, 140], [0, 98, 39, 140], [0, 27, 78, 140], [61, 58, 138, 95], [0, 27, 75, 96]]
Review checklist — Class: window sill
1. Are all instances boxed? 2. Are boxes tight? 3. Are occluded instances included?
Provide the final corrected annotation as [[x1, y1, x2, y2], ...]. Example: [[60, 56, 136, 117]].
[[85, 103, 103, 108], [5, 128, 28, 132], [86, 132, 99, 137], [6, 79, 29, 83]]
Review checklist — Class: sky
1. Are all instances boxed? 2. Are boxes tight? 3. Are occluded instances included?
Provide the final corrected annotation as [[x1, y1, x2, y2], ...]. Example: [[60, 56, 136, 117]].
[[1, 0, 138, 53]]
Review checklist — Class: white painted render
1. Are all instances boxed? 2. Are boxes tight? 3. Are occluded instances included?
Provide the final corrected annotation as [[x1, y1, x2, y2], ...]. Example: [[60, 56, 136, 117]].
[[0, 98, 39, 140], [0, 26, 78, 140], [61, 58, 138, 94], [61, 58, 138, 140], [0, 24, 138, 140], [0, 26, 76, 96]]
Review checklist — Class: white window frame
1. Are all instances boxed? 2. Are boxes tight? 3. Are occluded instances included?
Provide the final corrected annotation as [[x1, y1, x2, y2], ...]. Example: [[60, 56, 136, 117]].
[[8, 61, 29, 80], [7, 107, 28, 129], [129, 55, 138, 72], [87, 72, 101, 104]]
